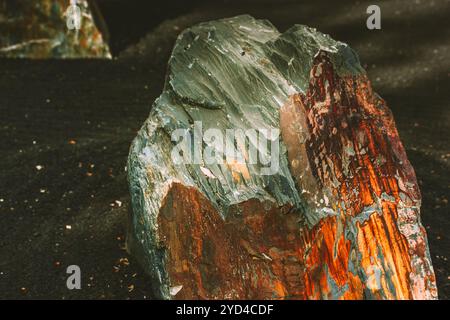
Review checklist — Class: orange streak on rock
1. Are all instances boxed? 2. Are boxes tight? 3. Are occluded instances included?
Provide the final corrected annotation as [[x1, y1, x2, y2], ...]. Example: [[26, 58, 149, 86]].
[[280, 51, 436, 299]]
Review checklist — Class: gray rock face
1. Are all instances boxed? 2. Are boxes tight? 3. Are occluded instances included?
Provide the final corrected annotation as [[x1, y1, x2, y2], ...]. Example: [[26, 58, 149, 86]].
[[127, 15, 437, 300]]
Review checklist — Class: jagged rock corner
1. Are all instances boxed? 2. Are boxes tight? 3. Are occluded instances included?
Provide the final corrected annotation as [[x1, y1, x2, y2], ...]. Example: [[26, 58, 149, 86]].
[[126, 15, 437, 300], [0, 0, 111, 58]]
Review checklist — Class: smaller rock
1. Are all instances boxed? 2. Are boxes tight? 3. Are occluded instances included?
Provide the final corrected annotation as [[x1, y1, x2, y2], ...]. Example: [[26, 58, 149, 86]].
[[0, 0, 111, 58]]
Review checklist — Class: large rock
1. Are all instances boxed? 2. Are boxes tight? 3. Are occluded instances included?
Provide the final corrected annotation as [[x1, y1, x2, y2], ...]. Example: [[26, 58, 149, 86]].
[[127, 15, 437, 299], [0, 0, 110, 58]]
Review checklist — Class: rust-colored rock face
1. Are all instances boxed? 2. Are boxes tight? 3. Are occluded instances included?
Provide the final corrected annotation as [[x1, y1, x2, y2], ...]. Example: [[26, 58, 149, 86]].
[[127, 16, 437, 300], [280, 51, 436, 299], [158, 183, 304, 299]]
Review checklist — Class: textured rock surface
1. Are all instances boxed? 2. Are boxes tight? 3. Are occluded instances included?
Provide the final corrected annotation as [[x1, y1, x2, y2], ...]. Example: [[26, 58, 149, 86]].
[[0, 0, 110, 58], [127, 15, 437, 299]]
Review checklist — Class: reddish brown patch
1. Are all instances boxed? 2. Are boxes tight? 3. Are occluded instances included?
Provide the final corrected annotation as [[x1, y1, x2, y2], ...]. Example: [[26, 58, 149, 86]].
[[158, 183, 308, 299], [280, 51, 434, 299]]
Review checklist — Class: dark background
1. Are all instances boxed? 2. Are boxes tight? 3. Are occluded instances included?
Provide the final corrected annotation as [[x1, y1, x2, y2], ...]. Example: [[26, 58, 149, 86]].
[[0, 0, 449, 299]]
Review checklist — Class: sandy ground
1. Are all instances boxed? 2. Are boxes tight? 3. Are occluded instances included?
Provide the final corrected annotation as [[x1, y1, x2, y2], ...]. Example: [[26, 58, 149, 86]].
[[0, 0, 449, 299]]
